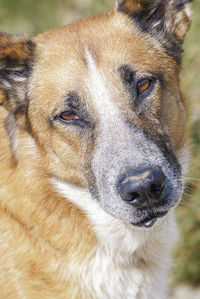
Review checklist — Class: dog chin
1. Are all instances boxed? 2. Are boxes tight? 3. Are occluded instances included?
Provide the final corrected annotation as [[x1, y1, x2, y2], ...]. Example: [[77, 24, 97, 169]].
[[131, 211, 168, 228]]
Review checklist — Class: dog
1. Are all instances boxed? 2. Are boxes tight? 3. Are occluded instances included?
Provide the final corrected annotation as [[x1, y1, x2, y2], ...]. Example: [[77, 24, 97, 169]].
[[0, 0, 192, 298]]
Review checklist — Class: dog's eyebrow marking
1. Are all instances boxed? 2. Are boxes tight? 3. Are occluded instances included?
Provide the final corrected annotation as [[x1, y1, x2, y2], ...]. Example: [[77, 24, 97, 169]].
[[64, 91, 81, 110], [84, 47, 119, 120], [119, 65, 136, 85]]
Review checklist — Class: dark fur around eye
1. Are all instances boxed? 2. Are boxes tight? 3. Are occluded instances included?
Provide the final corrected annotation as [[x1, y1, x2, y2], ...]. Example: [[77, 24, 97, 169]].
[[119, 65, 157, 102]]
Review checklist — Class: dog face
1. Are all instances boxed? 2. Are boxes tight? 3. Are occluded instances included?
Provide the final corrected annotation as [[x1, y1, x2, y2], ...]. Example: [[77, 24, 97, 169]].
[[0, 0, 192, 227]]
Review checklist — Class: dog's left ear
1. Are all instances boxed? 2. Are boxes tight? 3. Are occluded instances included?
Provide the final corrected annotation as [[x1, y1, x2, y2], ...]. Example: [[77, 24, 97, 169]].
[[0, 32, 35, 115], [116, 0, 192, 63]]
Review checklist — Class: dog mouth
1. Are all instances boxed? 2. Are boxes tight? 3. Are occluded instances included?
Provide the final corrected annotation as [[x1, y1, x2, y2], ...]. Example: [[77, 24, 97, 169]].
[[132, 211, 168, 228]]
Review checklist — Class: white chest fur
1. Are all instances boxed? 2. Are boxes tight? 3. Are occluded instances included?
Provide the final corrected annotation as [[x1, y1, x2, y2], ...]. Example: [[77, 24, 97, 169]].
[[52, 178, 177, 299]]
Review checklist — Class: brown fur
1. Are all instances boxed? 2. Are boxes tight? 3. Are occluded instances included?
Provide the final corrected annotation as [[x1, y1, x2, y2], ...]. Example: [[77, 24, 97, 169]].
[[0, 106, 97, 297], [0, 0, 192, 297]]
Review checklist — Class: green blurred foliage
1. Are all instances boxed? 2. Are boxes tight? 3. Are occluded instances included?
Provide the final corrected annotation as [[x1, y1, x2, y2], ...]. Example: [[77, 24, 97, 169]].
[[0, 0, 199, 286], [0, 0, 114, 35], [173, 0, 200, 285]]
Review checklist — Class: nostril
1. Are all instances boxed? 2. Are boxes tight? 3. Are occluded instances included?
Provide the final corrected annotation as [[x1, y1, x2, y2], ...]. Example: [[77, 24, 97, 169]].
[[126, 192, 140, 201], [124, 192, 144, 207], [150, 183, 163, 193], [149, 182, 165, 200]]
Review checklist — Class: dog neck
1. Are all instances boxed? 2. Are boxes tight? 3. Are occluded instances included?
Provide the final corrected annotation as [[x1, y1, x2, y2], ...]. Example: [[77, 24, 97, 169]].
[[51, 178, 177, 255], [51, 178, 178, 299]]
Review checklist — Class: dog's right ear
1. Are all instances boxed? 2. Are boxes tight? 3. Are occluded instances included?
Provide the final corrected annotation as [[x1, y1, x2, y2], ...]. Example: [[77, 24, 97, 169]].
[[0, 32, 35, 115], [115, 0, 192, 63]]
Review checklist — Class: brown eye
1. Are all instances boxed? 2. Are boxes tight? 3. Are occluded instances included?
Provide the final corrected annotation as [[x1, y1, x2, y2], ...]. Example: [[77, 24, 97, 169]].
[[137, 78, 151, 93], [60, 111, 79, 121]]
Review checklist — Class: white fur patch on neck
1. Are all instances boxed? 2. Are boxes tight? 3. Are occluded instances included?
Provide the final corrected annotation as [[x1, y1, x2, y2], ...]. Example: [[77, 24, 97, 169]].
[[51, 178, 145, 252], [51, 178, 174, 255], [51, 178, 177, 298]]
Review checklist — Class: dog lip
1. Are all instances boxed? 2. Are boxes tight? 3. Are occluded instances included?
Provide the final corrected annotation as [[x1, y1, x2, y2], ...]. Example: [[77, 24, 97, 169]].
[[131, 211, 168, 228]]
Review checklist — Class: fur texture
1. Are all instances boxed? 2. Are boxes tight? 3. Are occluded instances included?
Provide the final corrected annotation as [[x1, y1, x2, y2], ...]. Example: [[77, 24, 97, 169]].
[[0, 0, 192, 298], [52, 178, 177, 299]]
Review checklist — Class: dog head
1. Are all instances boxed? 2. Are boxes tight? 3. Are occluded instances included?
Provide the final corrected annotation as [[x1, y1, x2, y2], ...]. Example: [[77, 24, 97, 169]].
[[0, 0, 192, 227]]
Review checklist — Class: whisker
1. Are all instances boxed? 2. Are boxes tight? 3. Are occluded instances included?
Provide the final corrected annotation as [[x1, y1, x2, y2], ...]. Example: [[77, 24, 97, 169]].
[[183, 177, 200, 182], [178, 201, 195, 208]]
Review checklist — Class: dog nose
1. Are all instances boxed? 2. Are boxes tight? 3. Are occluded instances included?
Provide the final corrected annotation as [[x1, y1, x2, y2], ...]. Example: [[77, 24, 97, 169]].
[[118, 167, 165, 208]]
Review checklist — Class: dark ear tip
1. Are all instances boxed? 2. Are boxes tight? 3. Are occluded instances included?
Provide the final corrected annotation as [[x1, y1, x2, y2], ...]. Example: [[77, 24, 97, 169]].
[[0, 33, 34, 117], [0, 32, 34, 49], [0, 33, 35, 82], [0, 34, 35, 66]]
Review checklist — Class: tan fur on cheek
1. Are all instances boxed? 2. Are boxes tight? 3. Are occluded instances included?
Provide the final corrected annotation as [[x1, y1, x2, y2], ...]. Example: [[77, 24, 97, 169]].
[[29, 121, 88, 187], [50, 132, 88, 187], [158, 71, 187, 154], [0, 106, 97, 298]]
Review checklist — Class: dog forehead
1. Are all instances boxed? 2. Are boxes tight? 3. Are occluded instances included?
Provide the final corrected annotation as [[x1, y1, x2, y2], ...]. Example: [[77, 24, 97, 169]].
[[33, 11, 173, 73], [31, 11, 177, 116]]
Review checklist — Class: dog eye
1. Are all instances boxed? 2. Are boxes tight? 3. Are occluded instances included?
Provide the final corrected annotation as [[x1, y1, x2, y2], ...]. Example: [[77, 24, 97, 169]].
[[137, 78, 151, 93], [59, 111, 79, 122]]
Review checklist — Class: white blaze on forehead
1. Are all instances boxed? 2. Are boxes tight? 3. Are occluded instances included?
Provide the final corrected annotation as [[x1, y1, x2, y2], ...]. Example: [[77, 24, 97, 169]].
[[84, 47, 120, 120]]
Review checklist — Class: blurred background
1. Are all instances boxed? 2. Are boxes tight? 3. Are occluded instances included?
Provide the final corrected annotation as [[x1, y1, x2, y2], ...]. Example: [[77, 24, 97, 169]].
[[0, 0, 199, 297]]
